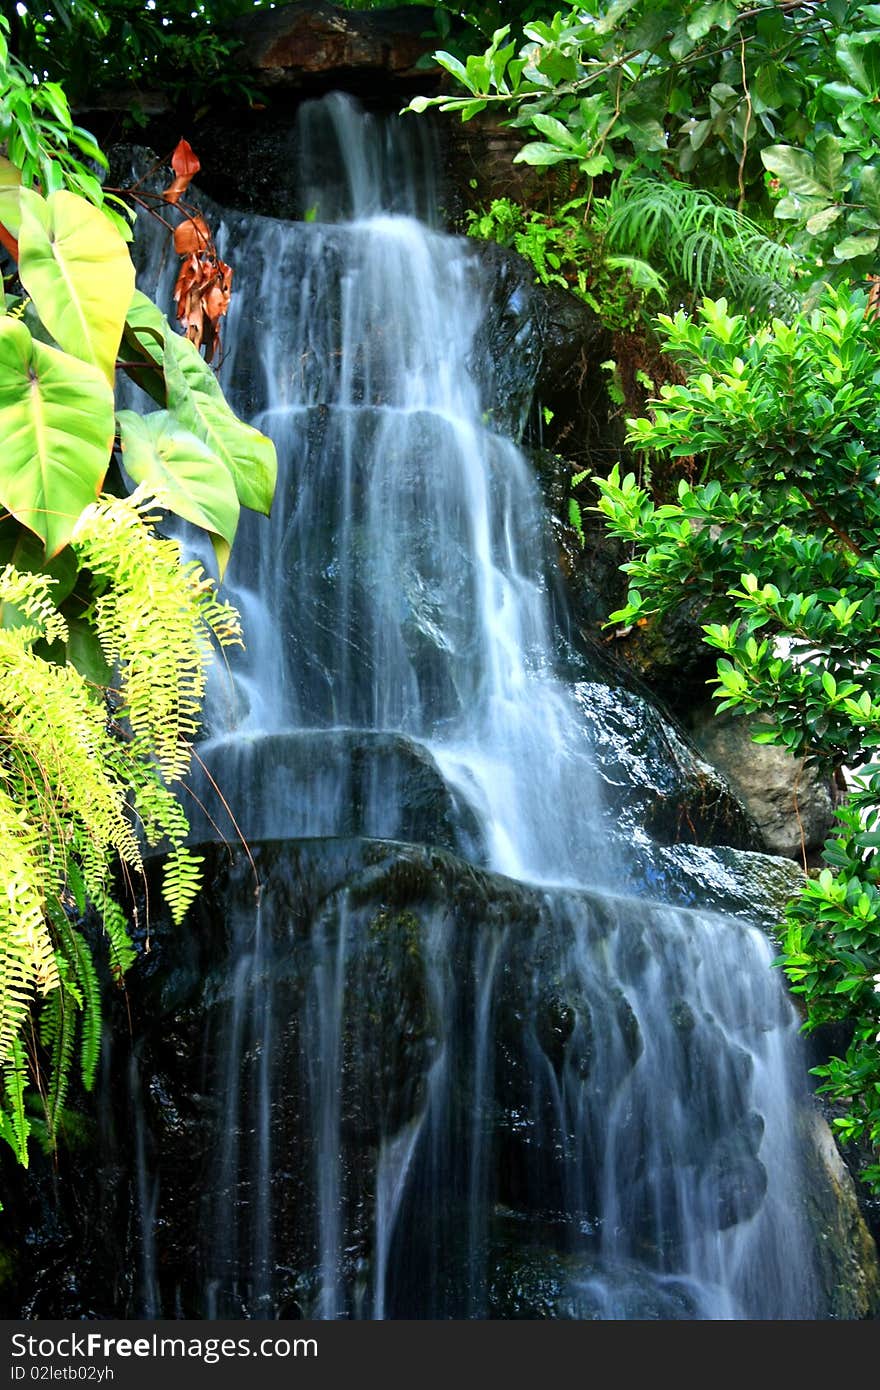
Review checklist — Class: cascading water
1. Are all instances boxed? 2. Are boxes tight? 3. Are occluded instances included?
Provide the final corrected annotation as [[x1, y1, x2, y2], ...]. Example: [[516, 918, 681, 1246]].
[[113, 93, 834, 1320]]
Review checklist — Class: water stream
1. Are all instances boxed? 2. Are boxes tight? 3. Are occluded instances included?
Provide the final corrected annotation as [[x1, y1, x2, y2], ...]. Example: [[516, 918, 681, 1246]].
[[123, 93, 825, 1319]]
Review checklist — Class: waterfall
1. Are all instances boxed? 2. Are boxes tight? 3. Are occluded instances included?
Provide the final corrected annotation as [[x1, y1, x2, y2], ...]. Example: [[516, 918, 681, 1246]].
[[119, 92, 828, 1320]]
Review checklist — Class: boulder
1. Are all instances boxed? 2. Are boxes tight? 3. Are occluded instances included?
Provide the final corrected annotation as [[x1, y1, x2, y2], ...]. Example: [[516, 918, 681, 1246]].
[[689, 707, 838, 863], [228, 2, 435, 90]]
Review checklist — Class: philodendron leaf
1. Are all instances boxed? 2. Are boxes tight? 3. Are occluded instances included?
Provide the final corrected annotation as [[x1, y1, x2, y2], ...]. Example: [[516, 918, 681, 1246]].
[[0, 318, 113, 556], [123, 290, 166, 369], [163, 332, 277, 516], [119, 289, 170, 407], [65, 614, 114, 687], [0, 157, 21, 253], [116, 408, 240, 577], [17, 188, 135, 383]]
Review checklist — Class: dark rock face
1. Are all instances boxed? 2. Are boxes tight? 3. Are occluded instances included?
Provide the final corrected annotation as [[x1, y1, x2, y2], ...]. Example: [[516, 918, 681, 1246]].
[[181, 729, 484, 858], [8, 838, 876, 1320], [572, 680, 758, 853], [229, 2, 435, 90]]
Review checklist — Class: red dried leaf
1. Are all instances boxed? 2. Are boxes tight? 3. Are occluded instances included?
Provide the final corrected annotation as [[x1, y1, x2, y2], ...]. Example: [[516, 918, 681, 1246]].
[[203, 284, 228, 321], [173, 215, 211, 256], [172, 138, 200, 180], [163, 138, 201, 205]]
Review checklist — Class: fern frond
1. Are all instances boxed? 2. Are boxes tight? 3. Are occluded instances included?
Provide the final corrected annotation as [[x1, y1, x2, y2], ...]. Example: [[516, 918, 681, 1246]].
[[71, 491, 243, 784], [0, 1037, 31, 1166], [162, 845, 205, 927], [0, 630, 142, 874], [39, 975, 75, 1137], [47, 905, 102, 1092], [0, 784, 59, 1063], [0, 491, 243, 1168], [79, 845, 136, 982], [0, 565, 68, 648], [596, 176, 799, 319]]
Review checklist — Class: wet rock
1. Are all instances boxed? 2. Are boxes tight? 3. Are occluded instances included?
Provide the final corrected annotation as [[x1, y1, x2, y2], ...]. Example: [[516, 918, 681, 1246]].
[[229, 2, 435, 92], [9, 840, 877, 1320], [689, 708, 838, 863], [572, 679, 759, 854], [488, 1242, 703, 1319], [803, 1108, 880, 1319], [649, 842, 805, 934], [181, 729, 484, 858]]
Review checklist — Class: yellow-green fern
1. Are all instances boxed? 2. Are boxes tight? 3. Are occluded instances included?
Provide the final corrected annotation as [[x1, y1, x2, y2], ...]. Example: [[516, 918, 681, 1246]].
[[0, 493, 242, 1167]]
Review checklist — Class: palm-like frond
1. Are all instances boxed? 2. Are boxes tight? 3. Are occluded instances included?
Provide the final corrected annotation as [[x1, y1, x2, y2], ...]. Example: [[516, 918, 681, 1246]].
[[596, 176, 799, 319]]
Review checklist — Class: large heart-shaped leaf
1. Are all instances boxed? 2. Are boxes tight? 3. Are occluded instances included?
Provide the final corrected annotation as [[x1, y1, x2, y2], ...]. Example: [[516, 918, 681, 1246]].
[[17, 188, 135, 383], [119, 289, 169, 406], [0, 518, 78, 632], [116, 409, 240, 576], [0, 157, 21, 264], [123, 290, 167, 370], [0, 318, 113, 556], [163, 332, 276, 516]]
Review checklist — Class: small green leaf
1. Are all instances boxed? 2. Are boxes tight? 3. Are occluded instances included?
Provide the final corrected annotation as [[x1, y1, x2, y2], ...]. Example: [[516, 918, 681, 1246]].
[[834, 231, 880, 259], [513, 143, 575, 166]]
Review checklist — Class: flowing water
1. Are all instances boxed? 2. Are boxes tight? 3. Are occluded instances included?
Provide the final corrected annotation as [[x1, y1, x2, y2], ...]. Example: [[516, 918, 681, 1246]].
[[124, 93, 825, 1319]]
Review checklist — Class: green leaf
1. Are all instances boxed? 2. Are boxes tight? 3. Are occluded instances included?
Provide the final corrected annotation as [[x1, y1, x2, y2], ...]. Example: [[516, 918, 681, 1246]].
[[761, 146, 831, 201], [813, 135, 846, 196], [120, 289, 169, 407], [434, 50, 469, 89], [834, 231, 880, 260], [116, 409, 240, 577], [0, 319, 113, 556], [0, 156, 21, 239], [806, 206, 841, 236], [123, 290, 166, 369], [513, 143, 575, 166], [857, 165, 880, 224], [17, 189, 135, 383], [687, 1, 737, 41], [531, 114, 580, 149], [836, 34, 880, 96], [65, 614, 113, 686], [162, 334, 276, 517]]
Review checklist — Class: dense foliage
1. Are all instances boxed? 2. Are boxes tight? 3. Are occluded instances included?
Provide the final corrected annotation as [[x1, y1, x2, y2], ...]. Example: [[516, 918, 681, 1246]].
[[416, 2, 880, 1189], [595, 290, 880, 1183], [411, 1, 880, 286], [0, 13, 276, 1174], [7, 0, 880, 1190]]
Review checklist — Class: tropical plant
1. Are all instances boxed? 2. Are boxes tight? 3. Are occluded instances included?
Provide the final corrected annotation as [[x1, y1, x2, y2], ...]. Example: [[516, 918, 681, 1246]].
[[0, 33, 277, 1174], [465, 194, 665, 330], [594, 176, 798, 317], [594, 286, 880, 1190], [408, 2, 880, 291], [0, 14, 129, 239]]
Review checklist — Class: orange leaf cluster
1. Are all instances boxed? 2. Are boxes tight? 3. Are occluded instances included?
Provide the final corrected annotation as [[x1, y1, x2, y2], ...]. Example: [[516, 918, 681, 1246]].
[[163, 139, 232, 364]]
